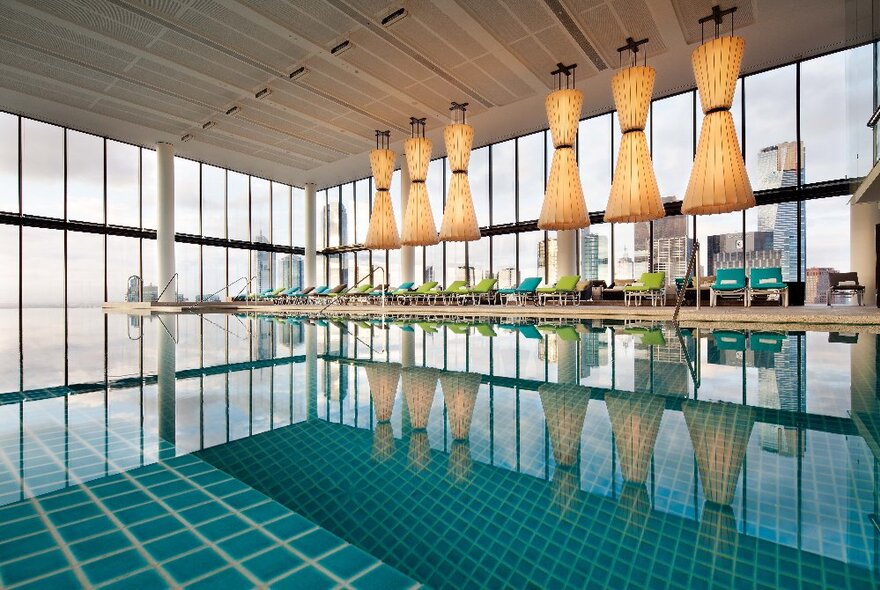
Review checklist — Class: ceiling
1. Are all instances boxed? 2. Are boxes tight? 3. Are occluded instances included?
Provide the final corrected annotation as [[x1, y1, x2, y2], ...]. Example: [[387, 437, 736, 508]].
[[0, 0, 875, 189]]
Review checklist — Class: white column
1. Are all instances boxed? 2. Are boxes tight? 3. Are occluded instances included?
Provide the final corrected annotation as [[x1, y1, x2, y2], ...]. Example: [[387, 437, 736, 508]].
[[851, 201, 880, 306], [304, 182, 317, 288], [156, 142, 176, 302], [557, 230, 578, 277], [400, 163, 414, 284]]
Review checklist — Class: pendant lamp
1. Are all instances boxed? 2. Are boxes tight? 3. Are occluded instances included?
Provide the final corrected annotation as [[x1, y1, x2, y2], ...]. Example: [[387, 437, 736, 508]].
[[401, 117, 439, 246], [440, 102, 480, 242], [605, 38, 664, 223], [539, 63, 589, 230], [364, 130, 401, 250], [683, 6, 754, 215]]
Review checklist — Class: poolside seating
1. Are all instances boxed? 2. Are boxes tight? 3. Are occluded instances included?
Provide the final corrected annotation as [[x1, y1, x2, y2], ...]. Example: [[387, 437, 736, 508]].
[[396, 281, 439, 304], [712, 330, 747, 351], [829, 332, 859, 344], [432, 280, 468, 305], [624, 326, 666, 346], [497, 277, 543, 305], [749, 331, 787, 353], [460, 278, 498, 305], [236, 287, 273, 301], [337, 284, 373, 304], [748, 267, 788, 307], [368, 282, 413, 300], [710, 268, 747, 307], [474, 323, 498, 337], [537, 275, 580, 306], [827, 272, 865, 306], [623, 272, 666, 306], [287, 286, 314, 304], [308, 285, 330, 304]]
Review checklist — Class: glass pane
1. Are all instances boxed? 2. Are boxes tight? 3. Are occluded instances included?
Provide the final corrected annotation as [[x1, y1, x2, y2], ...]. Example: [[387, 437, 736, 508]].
[[228, 247, 250, 299], [272, 182, 291, 247], [698, 212, 743, 277], [292, 186, 305, 247], [428, 158, 444, 236], [805, 196, 851, 304], [175, 157, 200, 235], [228, 171, 249, 241], [651, 92, 693, 203], [22, 227, 64, 389], [492, 140, 515, 225], [202, 165, 225, 238], [355, 251, 370, 284], [0, 225, 19, 392], [518, 132, 544, 222], [518, 231, 544, 283], [354, 179, 369, 244], [142, 149, 157, 230], [493, 234, 518, 288], [446, 241, 466, 284], [0, 113, 17, 213], [176, 242, 200, 302], [342, 183, 354, 247], [253, 247, 273, 293], [580, 226, 611, 283], [579, 114, 612, 213], [843, 44, 873, 178], [202, 246, 226, 301], [68, 231, 104, 306], [22, 119, 63, 218], [106, 140, 139, 227], [745, 65, 797, 189], [649, 217, 690, 286], [424, 243, 442, 286], [470, 236, 490, 284], [390, 170, 402, 229], [471, 147, 489, 228], [252, 177, 271, 244], [106, 235, 140, 303], [67, 130, 104, 223], [745, 203, 803, 283]]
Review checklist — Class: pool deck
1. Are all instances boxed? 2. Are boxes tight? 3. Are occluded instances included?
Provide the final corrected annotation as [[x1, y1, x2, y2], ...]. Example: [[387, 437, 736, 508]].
[[104, 300, 880, 332]]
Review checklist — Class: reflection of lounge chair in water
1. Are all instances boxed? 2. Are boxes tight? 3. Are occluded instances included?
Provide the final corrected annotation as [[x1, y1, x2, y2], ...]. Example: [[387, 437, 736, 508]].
[[624, 326, 666, 346], [749, 331, 787, 353], [712, 330, 746, 351]]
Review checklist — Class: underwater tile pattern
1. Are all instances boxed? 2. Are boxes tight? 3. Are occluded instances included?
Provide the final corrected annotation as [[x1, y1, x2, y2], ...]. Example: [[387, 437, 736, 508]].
[[0, 454, 418, 589]]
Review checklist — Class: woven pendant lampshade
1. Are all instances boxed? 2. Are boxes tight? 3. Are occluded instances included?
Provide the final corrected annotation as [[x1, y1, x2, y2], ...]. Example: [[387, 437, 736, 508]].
[[683, 34, 754, 215], [605, 391, 665, 484], [440, 371, 481, 441], [440, 103, 480, 241], [402, 367, 439, 430], [539, 69, 589, 230], [605, 59, 664, 223], [538, 383, 591, 467], [683, 400, 755, 505], [364, 131, 401, 250], [401, 117, 439, 246], [365, 361, 401, 423]]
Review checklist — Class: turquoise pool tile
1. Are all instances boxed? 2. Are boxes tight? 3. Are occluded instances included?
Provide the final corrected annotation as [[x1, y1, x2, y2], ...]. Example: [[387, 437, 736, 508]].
[[288, 528, 345, 559], [17, 568, 81, 590], [57, 515, 117, 543], [0, 516, 45, 540], [196, 514, 251, 542], [101, 566, 171, 590], [242, 546, 303, 581], [164, 547, 229, 585], [241, 501, 291, 524], [223, 490, 266, 511], [0, 501, 38, 523], [203, 479, 249, 498], [163, 489, 210, 511], [143, 529, 202, 562], [272, 566, 336, 590], [69, 530, 131, 562], [101, 490, 152, 511], [264, 514, 316, 541], [39, 489, 91, 512], [1, 549, 69, 586], [217, 528, 276, 560], [46, 502, 103, 527], [178, 501, 228, 525], [114, 502, 167, 525], [184, 566, 253, 590], [319, 545, 380, 580], [81, 549, 149, 586], [150, 479, 196, 498], [128, 514, 185, 542]]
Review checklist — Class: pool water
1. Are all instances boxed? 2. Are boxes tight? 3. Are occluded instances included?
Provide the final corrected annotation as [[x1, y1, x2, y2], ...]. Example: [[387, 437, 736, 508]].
[[0, 309, 878, 589]]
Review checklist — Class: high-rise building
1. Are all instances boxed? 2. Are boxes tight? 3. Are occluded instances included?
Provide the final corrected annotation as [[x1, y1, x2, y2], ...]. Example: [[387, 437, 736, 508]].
[[707, 231, 778, 275], [252, 232, 273, 293], [805, 266, 838, 304], [279, 254, 304, 290], [497, 267, 518, 289], [634, 210, 691, 280], [538, 237, 558, 284], [755, 142, 806, 281], [580, 229, 609, 281]]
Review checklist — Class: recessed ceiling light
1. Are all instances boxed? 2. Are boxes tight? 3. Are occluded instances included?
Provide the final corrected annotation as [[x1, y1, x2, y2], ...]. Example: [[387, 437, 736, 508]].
[[180, 133, 193, 142], [255, 87, 271, 99], [201, 121, 215, 130], [381, 7, 407, 27], [225, 105, 241, 116], [289, 66, 307, 80], [330, 40, 351, 56]]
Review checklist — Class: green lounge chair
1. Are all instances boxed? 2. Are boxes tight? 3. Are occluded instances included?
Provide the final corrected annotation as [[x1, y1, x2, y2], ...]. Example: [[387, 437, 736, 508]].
[[623, 272, 666, 306], [748, 267, 788, 307], [460, 278, 498, 305], [337, 284, 373, 304], [396, 281, 439, 305], [433, 280, 469, 305], [371, 282, 414, 297], [497, 276, 543, 305], [710, 268, 747, 307], [537, 275, 580, 306]]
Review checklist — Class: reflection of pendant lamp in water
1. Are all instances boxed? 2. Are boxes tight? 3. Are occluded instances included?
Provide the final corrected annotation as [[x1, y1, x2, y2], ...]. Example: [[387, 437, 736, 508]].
[[538, 383, 591, 467], [372, 422, 395, 463], [440, 371, 481, 441], [605, 391, 665, 484], [364, 130, 401, 250], [605, 38, 664, 223], [401, 117, 439, 246], [683, 6, 754, 215], [408, 430, 430, 472], [538, 63, 589, 230], [440, 102, 480, 242], [365, 361, 401, 422], [683, 400, 755, 505], [448, 440, 472, 485], [402, 367, 439, 430]]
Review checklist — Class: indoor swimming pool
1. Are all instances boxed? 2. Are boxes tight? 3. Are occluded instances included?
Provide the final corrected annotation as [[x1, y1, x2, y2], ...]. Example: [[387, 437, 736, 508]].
[[0, 309, 878, 589]]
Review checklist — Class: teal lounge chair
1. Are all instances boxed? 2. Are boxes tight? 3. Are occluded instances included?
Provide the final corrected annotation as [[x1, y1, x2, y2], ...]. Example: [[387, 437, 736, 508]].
[[623, 272, 666, 306], [371, 282, 414, 297], [308, 285, 330, 304], [497, 276, 543, 305], [710, 268, 747, 307], [537, 275, 580, 306], [748, 267, 788, 307]]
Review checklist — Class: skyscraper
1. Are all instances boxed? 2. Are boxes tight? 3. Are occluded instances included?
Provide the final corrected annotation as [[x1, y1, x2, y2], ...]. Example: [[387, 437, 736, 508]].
[[538, 237, 558, 284], [633, 209, 691, 280], [805, 266, 838, 304], [279, 254, 304, 290], [252, 232, 273, 293], [580, 229, 609, 281]]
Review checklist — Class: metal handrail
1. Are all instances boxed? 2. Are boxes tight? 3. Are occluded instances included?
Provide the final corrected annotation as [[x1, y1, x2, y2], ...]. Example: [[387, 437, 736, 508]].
[[157, 272, 179, 302], [674, 325, 700, 390], [202, 276, 253, 302], [672, 241, 700, 322], [127, 274, 143, 302]]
